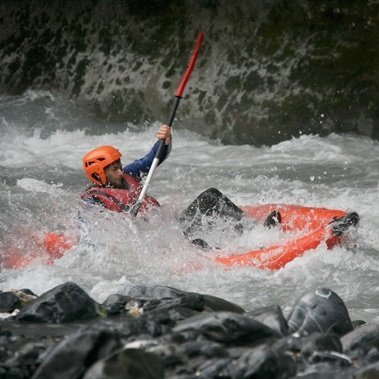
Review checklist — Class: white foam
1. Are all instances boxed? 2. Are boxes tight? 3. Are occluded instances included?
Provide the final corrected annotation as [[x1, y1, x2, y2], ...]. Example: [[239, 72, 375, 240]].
[[1, 95, 378, 321]]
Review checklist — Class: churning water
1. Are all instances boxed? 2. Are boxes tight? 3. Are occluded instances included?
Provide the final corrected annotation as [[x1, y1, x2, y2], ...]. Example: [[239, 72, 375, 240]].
[[1, 91, 379, 323]]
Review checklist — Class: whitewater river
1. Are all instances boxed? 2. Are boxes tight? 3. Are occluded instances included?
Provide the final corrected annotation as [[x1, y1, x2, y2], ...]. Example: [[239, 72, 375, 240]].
[[1, 91, 379, 323]]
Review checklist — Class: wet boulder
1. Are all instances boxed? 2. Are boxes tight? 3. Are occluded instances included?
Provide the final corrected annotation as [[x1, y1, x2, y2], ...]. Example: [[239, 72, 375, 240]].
[[0, 291, 21, 313], [272, 331, 343, 365], [126, 285, 201, 301], [102, 294, 133, 316], [125, 285, 244, 313], [0, 289, 38, 317], [201, 293, 245, 313], [173, 311, 280, 345], [352, 320, 366, 329], [180, 339, 228, 359], [230, 345, 297, 379], [287, 288, 353, 336], [3, 341, 45, 378], [307, 350, 352, 368], [112, 307, 186, 341], [32, 328, 122, 379], [296, 350, 353, 379], [141, 298, 202, 323], [299, 332, 343, 360], [145, 338, 230, 379], [193, 358, 233, 379], [246, 304, 289, 336], [352, 361, 379, 379], [342, 323, 379, 364], [82, 348, 164, 379], [17, 282, 99, 323]]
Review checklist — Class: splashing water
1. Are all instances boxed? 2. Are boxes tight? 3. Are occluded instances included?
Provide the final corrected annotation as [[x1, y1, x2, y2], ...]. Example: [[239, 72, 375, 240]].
[[1, 92, 379, 323]]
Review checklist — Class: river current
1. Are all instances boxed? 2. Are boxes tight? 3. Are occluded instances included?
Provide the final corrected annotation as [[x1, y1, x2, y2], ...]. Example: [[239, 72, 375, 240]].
[[1, 91, 378, 323]]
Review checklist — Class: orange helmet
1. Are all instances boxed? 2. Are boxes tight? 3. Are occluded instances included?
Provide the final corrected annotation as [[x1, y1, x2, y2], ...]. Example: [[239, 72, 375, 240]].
[[82, 145, 122, 185]]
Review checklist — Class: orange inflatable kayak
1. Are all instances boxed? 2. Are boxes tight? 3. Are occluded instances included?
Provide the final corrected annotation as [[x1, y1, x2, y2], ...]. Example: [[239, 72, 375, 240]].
[[2, 231, 75, 269], [2, 205, 358, 271], [214, 204, 359, 270]]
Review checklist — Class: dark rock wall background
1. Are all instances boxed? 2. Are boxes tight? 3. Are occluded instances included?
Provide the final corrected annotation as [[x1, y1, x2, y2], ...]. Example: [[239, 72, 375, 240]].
[[0, 0, 378, 145]]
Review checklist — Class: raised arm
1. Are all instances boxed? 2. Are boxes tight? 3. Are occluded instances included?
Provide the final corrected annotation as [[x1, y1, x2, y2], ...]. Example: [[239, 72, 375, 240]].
[[123, 124, 171, 179]]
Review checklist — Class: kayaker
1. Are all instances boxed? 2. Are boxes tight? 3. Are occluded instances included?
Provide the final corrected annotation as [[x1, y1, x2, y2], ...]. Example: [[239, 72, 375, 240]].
[[80, 124, 281, 247], [81, 123, 171, 214]]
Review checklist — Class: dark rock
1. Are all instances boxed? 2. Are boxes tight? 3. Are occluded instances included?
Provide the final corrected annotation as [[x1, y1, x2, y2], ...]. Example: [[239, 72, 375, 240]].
[[181, 340, 228, 359], [32, 328, 122, 379], [4, 341, 45, 377], [194, 358, 233, 379], [125, 285, 244, 313], [17, 282, 99, 323], [82, 348, 164, 379], [0, 283, 378, 378], [352, 361, 379, 379], [308, 351, 352, 368], [300, 333, 343, 360], [367, 347, 379, 364], [173, 311, 280, 345], [113, 307, 181, 340], [202, 293, 245, 314], [231, 345, 297, 379], [246, 304, 288, 336], [342, 323, 379, 362], [102, 294, 132, 316], [140, 298, 202, 316], [295, 362, 350, 379], [0, 292, 21, 313], [126, 285, 205, 311], [146, 301, 200, 323], [4, 367, 24, 379], [141, 340, 185, 368], [271, 334, 303, 354], [287, 288, 353, 336], [272, 332, 344, 371], [126, 285, 196, 300], [352, 320, 366, 329]]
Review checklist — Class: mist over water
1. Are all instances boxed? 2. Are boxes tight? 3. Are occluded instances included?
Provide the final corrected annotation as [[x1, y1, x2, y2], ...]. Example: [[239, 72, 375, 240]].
[[1, 91, 379, 323]]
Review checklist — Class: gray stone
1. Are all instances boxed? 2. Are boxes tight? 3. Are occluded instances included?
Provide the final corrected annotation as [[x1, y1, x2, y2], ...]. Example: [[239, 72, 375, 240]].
[[17, 282, 98, 323]]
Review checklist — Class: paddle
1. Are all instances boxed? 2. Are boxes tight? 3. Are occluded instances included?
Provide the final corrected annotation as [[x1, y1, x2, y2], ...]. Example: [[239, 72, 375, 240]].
[[130, 32, 204, 217]]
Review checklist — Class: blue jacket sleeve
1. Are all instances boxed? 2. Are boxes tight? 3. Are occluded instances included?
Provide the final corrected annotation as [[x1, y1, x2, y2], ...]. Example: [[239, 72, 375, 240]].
[[123, 138, 172, 179]]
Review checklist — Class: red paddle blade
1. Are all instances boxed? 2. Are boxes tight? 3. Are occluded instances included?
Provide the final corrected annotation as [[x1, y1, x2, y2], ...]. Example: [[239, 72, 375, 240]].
[[176, 32, 204, 98]]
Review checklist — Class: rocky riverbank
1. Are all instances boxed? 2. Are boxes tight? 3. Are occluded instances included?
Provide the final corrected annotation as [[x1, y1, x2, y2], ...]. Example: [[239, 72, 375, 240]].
[[0, 282, 378, 378]]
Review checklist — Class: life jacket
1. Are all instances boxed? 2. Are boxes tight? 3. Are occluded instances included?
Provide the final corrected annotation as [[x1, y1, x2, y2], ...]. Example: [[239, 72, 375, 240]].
[[81, 173, 160, 214]]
